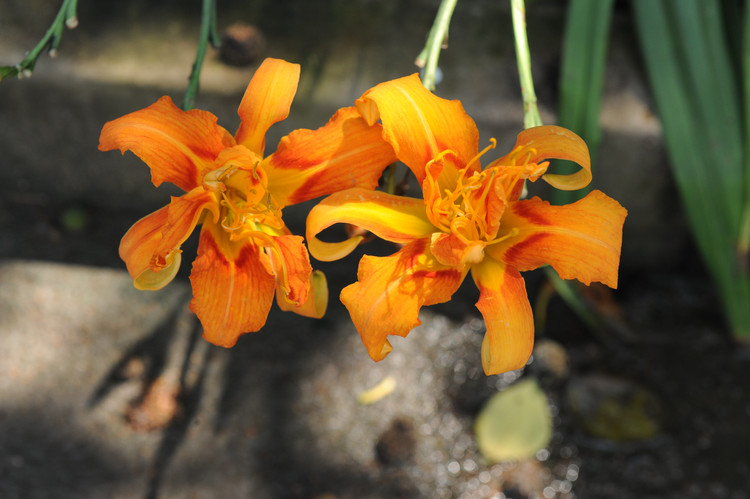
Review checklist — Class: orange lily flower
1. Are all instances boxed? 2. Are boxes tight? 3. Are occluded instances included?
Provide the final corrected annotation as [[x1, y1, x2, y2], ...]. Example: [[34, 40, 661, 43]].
[[99, 58, 396, 347], [307, 74, 627, 375]]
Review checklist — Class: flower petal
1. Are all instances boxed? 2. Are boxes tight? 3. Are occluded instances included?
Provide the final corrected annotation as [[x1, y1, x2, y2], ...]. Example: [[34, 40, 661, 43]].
[[268, 234, 313, 306], [487, 191, 627, 288], [430, 232, 486, 270], [99, 96, 235, 192], [341, 239, 464, 362], [264, 106, 397, 206], [355, 74, 479, 183], [306, 188, 435, 262], [277, 269, 328, 319], [151, 188, 218, 272], [471, 257, 534, 375], [492, 125, 592, 192], [119, 204, 182, 290], [189, 222, 276, 348], [235, 58, 300, 156], [119, 188, 217, 290]]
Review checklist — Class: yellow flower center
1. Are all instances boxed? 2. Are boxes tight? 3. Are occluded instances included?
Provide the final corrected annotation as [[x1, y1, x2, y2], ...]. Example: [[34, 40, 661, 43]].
[[426, 139, 514, 245], [431, 166, 495, 242], [203, 148, 285, 242]]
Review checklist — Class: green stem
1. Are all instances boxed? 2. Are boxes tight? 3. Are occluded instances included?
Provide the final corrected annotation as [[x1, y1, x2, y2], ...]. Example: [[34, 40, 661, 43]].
[[416, 0, 459, 91], [0, 0, 78, 80], [510, 0, 542, 128], [183, 0, 220, 111], [511, 0, 602, 334]]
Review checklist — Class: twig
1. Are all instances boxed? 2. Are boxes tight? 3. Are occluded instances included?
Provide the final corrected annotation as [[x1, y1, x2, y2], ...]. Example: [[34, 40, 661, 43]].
[[0, 0, 79, 80]]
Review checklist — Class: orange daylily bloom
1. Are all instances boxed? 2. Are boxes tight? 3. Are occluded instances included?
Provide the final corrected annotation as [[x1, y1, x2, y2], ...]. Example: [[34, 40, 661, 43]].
[[307, 74, 627, 375], [100, 58, 396, 347]]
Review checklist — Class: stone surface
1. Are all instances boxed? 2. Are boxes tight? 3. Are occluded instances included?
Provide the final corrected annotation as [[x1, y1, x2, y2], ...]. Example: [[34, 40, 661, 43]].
[[0, 260, 574, 499]]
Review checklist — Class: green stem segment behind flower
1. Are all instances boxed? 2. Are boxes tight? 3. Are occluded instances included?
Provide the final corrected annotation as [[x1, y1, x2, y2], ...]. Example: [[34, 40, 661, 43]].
[[307, 74, 626, 375]]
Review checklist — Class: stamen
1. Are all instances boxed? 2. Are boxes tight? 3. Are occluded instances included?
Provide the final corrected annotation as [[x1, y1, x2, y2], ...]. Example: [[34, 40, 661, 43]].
[[487, 227, 520, 246], [466, 138, 497, 171], [426, 139, 519, 244]]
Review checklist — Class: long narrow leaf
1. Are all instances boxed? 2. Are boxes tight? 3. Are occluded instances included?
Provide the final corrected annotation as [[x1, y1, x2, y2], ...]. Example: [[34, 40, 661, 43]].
[[633, 0, 750, 336], [551, 0, 614, 205], [739, 0, 750, 262]]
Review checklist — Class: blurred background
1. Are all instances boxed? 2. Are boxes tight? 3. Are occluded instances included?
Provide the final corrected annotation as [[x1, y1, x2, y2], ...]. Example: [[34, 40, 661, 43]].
[[1, 0, 748, 498]]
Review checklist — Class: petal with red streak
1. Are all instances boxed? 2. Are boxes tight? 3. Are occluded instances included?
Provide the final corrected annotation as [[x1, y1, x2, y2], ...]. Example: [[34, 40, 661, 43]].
[[99, 96, 235, 192], [341, 239, 464, 362], [151, 188, 218, 273], [235, 58, 300, 156], [189, 222, 276, 348], [487, 190, 627, 288], [119, 204, 182, 290], [471, 257, 535, 375], [355, 74, 478, 183], [264, 106, 397, 206], [269, 234, 313, 306], [306, 188, 435, 262]]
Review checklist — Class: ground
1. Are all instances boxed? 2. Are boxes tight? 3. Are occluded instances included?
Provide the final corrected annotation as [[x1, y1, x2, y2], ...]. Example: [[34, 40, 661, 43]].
[[1, 197, 749, 498]]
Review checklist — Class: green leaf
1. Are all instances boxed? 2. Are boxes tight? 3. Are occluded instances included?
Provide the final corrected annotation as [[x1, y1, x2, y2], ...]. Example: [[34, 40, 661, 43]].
[[632, 0, 750, 336], [551, 0, 614, 205], [474, 379, 552, 462], [0, 66, 20, 80]]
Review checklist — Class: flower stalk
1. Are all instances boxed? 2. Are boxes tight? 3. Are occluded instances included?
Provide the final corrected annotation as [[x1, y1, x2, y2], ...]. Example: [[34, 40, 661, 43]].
[[415, 0, 458, 91], [510, 0, 542, 129], [183, 0, 220, 110]]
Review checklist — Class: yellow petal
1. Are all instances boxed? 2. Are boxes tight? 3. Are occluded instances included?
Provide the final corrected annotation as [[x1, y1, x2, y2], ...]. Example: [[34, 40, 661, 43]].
[[487, 191, 627, 288], [99, 96, 235, 192], [471, 257, 535, 375], [189, 222, 276, 348], [264, 106, 397, 206], [357, 376, 396, 405], [276, 269, 328, 319], [306, 188, 435, 262], [341, 239, 464, 362], [234, 58, 300, 156], [355, 74, 479, 183], [119, 189, 217, 290], [492, 125, 592, 191], [119, 204, 180, 290]]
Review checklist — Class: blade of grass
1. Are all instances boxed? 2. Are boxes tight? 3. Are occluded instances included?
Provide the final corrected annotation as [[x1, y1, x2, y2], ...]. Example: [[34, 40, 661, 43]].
[[551, 0, 614, 205], [632, 0, 750, 337], [739, 1, 750, 267]]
